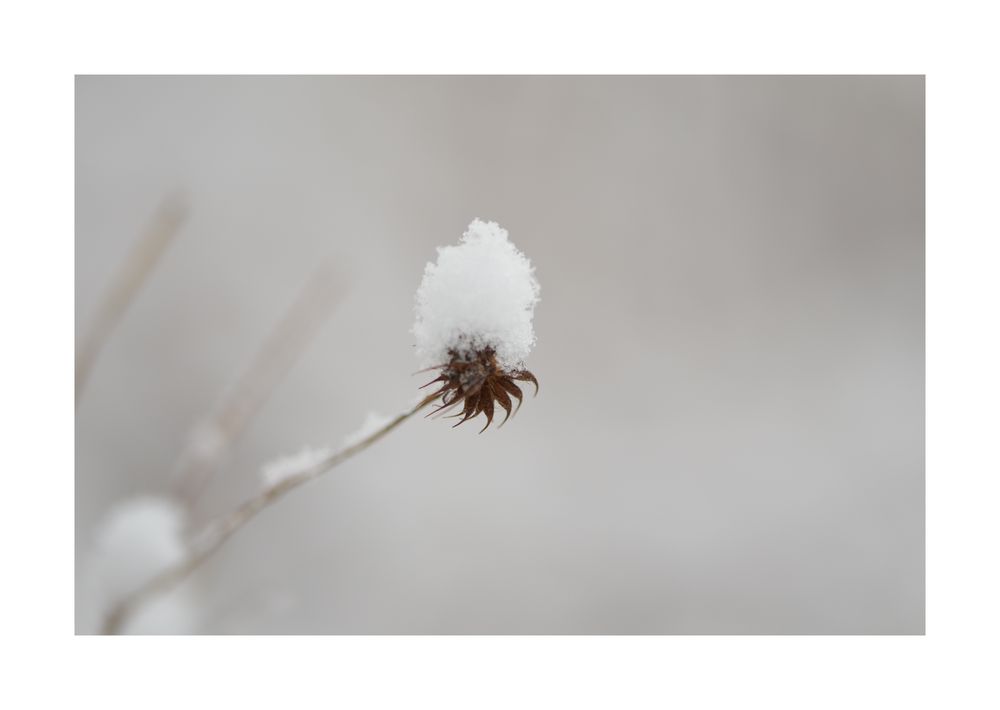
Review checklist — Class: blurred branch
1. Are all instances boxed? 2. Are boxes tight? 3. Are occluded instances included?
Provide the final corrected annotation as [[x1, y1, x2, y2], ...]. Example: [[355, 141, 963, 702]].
[[172, 260, 345, 503], [76, 195, 187, 406], [101, 393, 438, 635]]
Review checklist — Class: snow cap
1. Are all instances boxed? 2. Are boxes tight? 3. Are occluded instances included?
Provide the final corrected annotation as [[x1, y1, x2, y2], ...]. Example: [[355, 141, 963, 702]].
[[413, 219, 540, 371]]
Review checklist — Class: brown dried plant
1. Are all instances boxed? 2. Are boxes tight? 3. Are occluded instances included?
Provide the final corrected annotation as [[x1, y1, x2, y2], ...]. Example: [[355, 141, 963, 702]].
[[420, 347, 538, 432]]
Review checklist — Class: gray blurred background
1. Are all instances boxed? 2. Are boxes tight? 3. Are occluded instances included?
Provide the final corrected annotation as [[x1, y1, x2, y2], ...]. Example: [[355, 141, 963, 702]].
[[76, 76, 924, 634]]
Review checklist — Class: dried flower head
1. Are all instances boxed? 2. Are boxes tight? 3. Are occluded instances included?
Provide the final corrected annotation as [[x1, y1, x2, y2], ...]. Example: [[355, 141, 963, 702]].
[[421, 347, 538, 432], [413, 219, 540, 431]]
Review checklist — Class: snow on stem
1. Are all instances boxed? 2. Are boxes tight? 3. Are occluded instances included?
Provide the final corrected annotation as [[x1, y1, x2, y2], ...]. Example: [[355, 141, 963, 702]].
[[101, 393, 438, 635]]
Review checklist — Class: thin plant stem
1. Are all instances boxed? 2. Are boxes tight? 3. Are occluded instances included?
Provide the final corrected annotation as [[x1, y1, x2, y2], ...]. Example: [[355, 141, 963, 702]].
[[76, 195, 186, 406], [101, 393, 438, 635], [172, 260, 344, 504]]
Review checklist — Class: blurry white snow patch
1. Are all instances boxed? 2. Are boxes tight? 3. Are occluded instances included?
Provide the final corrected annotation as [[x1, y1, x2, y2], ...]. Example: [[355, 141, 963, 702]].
[[260, 445, 332, 487], [413, 219, 540, 371], [83, 496, 199, 634], [342, 411, 393, 449]]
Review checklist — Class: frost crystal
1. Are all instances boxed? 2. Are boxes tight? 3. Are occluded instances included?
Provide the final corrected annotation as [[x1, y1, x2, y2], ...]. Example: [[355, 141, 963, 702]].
[[85, 496, 198, 634], [260, 445, 332, 487], [413, 219, 540, 371]]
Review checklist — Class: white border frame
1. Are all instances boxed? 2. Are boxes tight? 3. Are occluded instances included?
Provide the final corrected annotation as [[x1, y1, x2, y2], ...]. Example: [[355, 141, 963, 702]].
[[4, 0, 997, 707]]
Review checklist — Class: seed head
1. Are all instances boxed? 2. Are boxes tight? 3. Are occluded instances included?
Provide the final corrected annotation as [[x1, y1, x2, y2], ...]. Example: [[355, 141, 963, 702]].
[[421, 347, 538, 432], [412, 220, 540, 431]]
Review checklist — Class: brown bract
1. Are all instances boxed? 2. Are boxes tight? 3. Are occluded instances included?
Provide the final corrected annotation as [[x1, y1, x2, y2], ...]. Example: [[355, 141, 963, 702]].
[[420, 348, 538, 432]]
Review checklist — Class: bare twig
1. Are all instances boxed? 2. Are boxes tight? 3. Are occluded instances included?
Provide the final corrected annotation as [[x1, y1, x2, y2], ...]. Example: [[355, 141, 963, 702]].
[[101, 393, 437, 635], [172, 261, 345, 503], [76, 195, 187, 406]]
